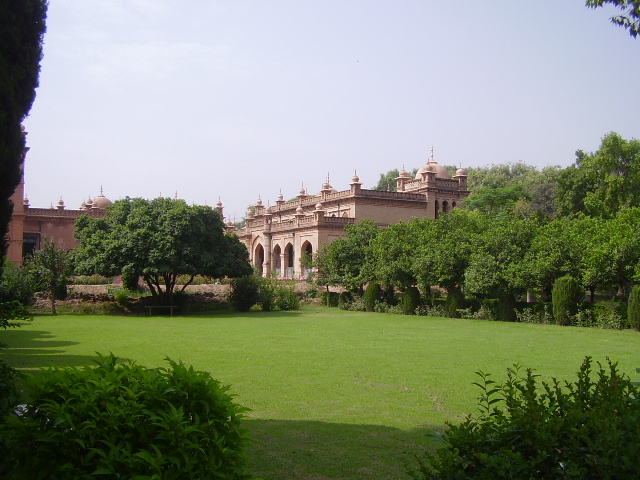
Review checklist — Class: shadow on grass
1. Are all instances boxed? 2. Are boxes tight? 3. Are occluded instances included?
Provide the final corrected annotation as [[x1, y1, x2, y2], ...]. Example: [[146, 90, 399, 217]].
[[244, 418, 437, 480], [0, 329, 95, 373]]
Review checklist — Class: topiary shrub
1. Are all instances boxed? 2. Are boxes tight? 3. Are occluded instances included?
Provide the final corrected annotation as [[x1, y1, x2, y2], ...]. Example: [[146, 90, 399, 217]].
[[445, 286, 464, 318], [628, 285, 640, 331], [229, 275, 260, 312], [363, 282, 382, 312], [410, 357, 640, 480], [0, 354, 252, 480], [402, 286, 420, 315], [121, 265, 140, 291], [552, 275, 583, 326]]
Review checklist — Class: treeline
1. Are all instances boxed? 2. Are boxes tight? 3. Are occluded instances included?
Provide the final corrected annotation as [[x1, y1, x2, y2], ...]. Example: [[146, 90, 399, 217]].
[[321, 132, 640, 328]]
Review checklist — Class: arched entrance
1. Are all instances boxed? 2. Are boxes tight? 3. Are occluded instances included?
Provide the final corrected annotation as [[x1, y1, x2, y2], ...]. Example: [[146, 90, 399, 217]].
[[273, 244, 282, 276], [284, 243, 294, 278], [254, 244, 265, 270], [301, 241, 313, 278]]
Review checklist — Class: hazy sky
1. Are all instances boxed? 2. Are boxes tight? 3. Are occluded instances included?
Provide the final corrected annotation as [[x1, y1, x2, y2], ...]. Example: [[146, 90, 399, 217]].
[[22, 1, 640, 222]]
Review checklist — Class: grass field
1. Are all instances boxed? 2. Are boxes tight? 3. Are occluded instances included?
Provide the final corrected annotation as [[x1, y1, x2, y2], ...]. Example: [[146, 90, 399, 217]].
[[2, 306, 639, 480]]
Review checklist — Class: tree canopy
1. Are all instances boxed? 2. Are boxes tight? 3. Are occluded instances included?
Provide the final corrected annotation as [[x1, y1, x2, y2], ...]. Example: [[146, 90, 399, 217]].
[[74, 197, 252, 304], [0, 0, 47, 263], [586, 0, 640, 37]]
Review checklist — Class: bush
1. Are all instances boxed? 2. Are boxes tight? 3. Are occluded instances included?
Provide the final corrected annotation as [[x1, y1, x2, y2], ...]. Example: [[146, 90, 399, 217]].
[[628, 285, 640, 331], [229, 275, 260, 312], [0, 354, 252, 480], [552, 275, 583, 326], [0, 261, 34, 305], [363, 282, 382, 312], [275, 284, 300, 311], [411, 357, 640, 480], [121, 265, 140, 291], [319, 291, 340, 307], [401, 286, 420, 315], [113, 289, 129, 306], [445, 287, 464, 318], [338, 291, 352, 309], [258, 276, 277, 311]]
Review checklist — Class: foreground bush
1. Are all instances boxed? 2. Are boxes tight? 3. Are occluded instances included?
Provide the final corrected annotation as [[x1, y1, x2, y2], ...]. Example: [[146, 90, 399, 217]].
[[0, 354, 252, 480], [411, 357, 640, 479]]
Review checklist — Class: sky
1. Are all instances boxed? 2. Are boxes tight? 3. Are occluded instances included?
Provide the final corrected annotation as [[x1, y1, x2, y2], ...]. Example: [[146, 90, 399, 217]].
[[22, 0, 640, 222]]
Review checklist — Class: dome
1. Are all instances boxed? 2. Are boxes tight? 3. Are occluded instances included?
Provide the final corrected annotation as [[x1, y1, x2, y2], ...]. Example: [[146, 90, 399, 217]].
[[315, 202, 323, 210], [351, 173, 360, 183], [216, 199, 223, 208], [296, 205, 304, 214], [264, 206, 273, 215], [299, 187, 306, 196], [456, 167, 466, 176], [23, 197, 30, 207], [416, 161, 450, 180], [277, 192, 284, 202], [246, 209, 254, 218], [399, 168, 409, 178], [256, 197, 263, 207], [92, 195, 112, 209]]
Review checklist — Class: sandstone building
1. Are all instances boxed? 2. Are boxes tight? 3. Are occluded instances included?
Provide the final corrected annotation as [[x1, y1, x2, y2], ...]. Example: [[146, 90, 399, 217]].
[[235, 155, 469, 279]]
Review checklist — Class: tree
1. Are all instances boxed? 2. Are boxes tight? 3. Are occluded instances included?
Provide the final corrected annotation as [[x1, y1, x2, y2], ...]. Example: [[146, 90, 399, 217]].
[[317, 219, 379, 294], [0, 1, 48, 265], [74, 197, 251, 305], [370, 220, 420, 291], [586, 0, 640, 38], [24, 239, 69, 315], [556, 132, 640, 218]]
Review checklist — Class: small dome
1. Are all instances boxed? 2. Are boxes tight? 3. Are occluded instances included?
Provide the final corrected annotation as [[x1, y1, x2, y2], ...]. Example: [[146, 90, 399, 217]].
[[351, 173, 360, 183], [216, 199, 223, 208], [23, 197, 30, 207], [456, 167, 466, 176], [322, 181, 331, 190], [299, 187, 306, 196], [296, 205, 304, 214], [57, 198, 65, 207], [315, 202, 323, 210], [399, 168, 409, 178], [264, 206, 273, 215], [85, 197, 93, 206], [256, 197, 263, 207], [247, 209, 254, 218], [277, 192, 284, 201]]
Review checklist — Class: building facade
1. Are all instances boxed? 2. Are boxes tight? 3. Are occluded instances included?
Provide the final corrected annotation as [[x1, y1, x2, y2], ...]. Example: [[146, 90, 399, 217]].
[[235, 157, 469, 279]]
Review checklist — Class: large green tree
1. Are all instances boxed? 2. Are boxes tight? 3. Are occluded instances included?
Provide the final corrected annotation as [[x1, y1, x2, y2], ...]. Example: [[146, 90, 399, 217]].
[[586, 0, 640, 37], [556, 132, 640, 218], [74, 197, 252, 304], [0, 1, 48, 262]]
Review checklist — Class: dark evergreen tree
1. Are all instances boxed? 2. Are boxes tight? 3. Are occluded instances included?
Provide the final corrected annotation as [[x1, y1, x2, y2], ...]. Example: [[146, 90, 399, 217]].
[[0, 1, 48, 263]]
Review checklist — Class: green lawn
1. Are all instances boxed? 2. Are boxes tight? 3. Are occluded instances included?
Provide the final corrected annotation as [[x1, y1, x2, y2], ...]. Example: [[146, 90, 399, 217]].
[[2, 306, 639, 480]]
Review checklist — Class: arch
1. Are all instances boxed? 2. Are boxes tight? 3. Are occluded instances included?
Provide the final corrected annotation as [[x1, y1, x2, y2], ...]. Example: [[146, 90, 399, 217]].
[[284, 242, 294, 278], [452, 201, 457, 209], [342, 211, 349, 218], [434, 199, 440, 219], [442, 200, 449, 214], [273, 244, 282, 275], [254, 243, 265, 269], [300, 241, 314, 278]]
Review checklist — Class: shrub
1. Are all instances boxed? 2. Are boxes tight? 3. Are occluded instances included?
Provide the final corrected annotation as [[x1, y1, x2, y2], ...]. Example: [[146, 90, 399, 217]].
[[0, 261, 34, 305], [628, 285, 640, 331], [275, 284, 300, 311], [363, 282, 382, 312], [229, 275, 260, 312], [258, 276, 277, 311], [552, 275, 583, 326], [445, 287, 464, 318], [113, 289, 129, 306], [411, 357, 640, 480], [121, 265, 140, 291], [319, 291, 340, 307], [338, 291, 352, 309], [401, 286, 420, 315], [0, 354, 252, 480]]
